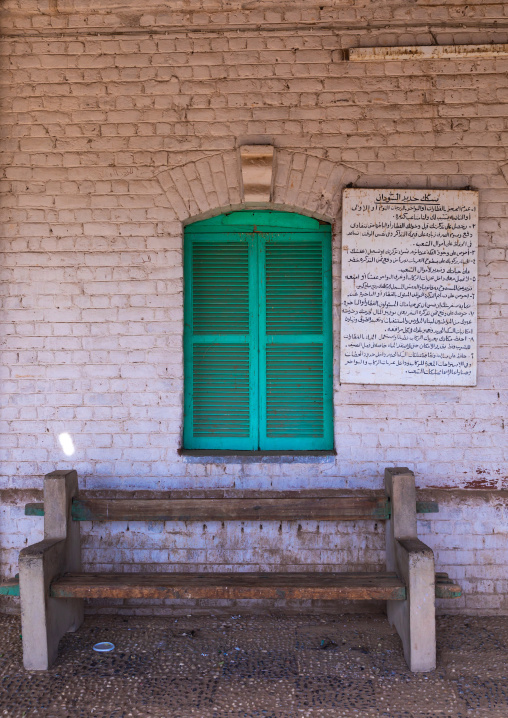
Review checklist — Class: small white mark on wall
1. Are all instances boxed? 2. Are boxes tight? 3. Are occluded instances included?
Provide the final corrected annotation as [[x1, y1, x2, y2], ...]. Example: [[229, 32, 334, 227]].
[[58, 433, 75, 457]]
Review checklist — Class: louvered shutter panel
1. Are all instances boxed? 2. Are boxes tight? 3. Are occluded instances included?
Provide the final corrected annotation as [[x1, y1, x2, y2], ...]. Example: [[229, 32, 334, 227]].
[[183, 231, 258, 449], [259, 230, 333, 450]]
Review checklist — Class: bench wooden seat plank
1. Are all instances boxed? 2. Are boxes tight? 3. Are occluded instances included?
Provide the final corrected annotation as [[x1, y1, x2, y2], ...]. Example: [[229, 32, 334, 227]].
[[50, 571, 407, 601], [1, 570, 459, 600], [24, 497, 440, 521]]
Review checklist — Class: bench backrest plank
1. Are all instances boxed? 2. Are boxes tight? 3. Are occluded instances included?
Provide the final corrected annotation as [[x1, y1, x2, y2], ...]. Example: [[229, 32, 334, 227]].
[[24, 497, 439, 521], [71, 496, 391, 521]]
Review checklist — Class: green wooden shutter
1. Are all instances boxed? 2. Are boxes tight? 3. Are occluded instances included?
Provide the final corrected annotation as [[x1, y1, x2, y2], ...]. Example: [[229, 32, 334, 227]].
[[259, 229, 333, 450], [184, 211, 332, 451], [183, 231, 258, 449]]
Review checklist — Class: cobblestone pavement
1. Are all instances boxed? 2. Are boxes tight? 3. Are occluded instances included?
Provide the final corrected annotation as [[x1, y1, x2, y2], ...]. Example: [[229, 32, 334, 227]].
[[1, 613, 507, 717]]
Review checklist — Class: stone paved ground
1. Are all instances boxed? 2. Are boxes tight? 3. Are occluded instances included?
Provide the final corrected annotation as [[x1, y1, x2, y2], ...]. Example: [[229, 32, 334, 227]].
[[1, 613, 507, 717]]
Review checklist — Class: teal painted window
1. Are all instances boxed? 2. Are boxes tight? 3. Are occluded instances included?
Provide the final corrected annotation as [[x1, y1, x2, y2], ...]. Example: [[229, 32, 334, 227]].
[[184, 211, 333, 450]]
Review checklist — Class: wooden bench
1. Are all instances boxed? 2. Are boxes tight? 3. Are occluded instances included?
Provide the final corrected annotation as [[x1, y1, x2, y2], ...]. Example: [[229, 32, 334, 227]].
[[1, 467, 461, 672]]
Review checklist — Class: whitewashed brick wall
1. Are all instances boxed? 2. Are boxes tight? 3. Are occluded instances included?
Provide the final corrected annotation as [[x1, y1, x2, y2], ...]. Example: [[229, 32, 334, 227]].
[[1, 0, 507, 615]]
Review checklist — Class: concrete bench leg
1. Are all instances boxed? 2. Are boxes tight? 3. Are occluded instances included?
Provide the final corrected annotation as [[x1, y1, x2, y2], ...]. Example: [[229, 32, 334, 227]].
[[19, 470, 84, 670], [19, 539, 83, 670], [385, 467, 436, 672], [387, 537, 436, 672]]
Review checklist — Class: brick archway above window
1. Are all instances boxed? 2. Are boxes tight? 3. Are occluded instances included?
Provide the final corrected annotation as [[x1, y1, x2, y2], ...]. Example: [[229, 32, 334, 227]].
[[156, 150, 362, 224]]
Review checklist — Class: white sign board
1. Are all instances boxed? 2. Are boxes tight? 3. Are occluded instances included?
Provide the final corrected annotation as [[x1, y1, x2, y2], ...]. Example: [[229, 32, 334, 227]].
[[340, 188, 478, 385]]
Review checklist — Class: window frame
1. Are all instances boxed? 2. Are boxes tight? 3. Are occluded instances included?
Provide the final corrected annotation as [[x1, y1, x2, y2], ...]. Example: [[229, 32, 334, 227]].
[[183, 211, 333, 451]]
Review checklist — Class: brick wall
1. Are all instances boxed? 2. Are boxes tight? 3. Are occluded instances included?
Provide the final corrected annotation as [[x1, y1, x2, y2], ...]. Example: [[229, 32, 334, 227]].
[[1, 0, 507, 615]]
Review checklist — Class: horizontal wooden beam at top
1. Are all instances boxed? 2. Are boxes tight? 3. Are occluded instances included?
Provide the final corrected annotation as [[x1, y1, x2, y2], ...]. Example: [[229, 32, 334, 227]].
[[349, 43, 508, 62], [24, 498, 439, 521], [50, 571, 406, 601]]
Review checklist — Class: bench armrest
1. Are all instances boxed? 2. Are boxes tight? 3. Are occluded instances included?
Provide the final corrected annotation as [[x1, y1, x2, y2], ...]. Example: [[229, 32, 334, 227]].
[[390, 536, 436, 671], [395, 537, 435, 586], [19, 537, 84, 670], [18, 470, 84, 670], [384, 469, 436, 671], [19, 538, 67, 590], [20, 538, 66, 559]]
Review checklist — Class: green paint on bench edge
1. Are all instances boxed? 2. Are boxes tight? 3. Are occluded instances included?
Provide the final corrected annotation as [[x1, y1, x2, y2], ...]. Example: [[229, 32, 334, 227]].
[[416, 501, 439, 514], [71, 500, 96, 521], [25, 500, 94, 520], [396, 586, 407, 601], [435, 584, 462, 599], [374, 503, 391, 520], [25, 503, 44, 516], [0, 575, 20, 597]]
